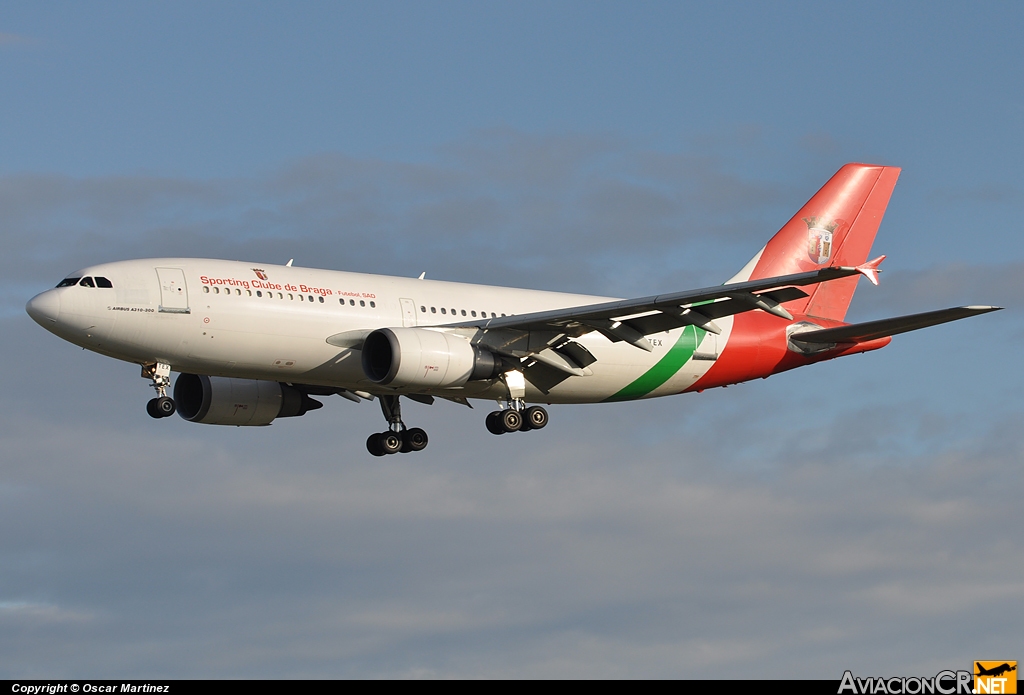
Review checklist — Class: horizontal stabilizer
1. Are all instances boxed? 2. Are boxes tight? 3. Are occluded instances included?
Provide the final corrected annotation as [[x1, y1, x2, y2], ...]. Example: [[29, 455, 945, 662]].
[[791, 306, 1002, 344]]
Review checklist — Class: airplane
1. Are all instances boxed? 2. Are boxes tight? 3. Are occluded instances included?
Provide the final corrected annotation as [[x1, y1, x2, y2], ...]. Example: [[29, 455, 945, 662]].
[[25, 163, 1001, 456], [975, 663, 1016, 678]]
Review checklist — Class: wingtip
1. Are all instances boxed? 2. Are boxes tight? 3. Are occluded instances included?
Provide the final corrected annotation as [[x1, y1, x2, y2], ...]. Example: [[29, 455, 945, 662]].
[[856, 255, 886, 286]]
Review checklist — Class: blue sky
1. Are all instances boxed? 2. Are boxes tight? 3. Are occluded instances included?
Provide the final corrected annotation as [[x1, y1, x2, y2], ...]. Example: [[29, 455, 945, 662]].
[[1, 2, 1022, 678]]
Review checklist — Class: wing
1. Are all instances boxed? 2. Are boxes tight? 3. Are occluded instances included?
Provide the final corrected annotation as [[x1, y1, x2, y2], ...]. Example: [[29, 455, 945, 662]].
[[438, 262, 884, 392], [445, 262, 883, 348], [324, 261, 885, 394]]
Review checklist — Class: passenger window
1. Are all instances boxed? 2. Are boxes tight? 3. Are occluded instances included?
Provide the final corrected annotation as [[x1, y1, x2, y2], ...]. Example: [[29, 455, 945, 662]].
[[471, 311, 477, 317], [203, 286, 210, 293], [491, 313, 496, 318], [309, 295, 314, 302], [349, 299, 355, 306], [256, 291, 262, 297], [441, 307, 446, 314], [420, 306, 426, 313], [431, 307, 436, 313], [450, 308, 455, 315], [318, 296, 324, 303], [56, 278, 81, 288], [461, 309, 466, 316], [247, 290, 252, 296], [501, 313, 506, 317], [359, 300, 365, 307], [79, 277, 95, 288], [236, 289, 241, 295], [299, 294, 304, 301], [214, 287, 220, 294], [95, 277, 113, 288], [369, 301, 375, 308], [338, 298, 343, 305]]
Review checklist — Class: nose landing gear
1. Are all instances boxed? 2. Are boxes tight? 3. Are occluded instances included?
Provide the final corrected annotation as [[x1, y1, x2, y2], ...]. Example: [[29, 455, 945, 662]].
[[142, 362, 176, 419], [366, 395, 429, 456]]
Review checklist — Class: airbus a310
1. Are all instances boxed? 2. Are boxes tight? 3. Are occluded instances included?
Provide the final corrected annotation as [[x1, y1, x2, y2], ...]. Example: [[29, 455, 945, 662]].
[[26, 163, 1000, 455]]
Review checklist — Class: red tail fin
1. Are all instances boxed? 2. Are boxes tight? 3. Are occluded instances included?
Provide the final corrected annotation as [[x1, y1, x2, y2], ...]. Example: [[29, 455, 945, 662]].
[[735, 163, 901, 321]]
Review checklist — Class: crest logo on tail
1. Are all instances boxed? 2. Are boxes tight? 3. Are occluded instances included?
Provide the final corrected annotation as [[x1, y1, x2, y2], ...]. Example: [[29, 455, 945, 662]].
[[803, 217, 839, 264]]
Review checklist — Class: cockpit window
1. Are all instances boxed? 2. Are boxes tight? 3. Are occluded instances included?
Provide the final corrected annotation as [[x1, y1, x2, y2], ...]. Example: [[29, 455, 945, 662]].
[[56, 277, 81, 288], [95, 277, 113, 288], [79, 277, 95, 288]]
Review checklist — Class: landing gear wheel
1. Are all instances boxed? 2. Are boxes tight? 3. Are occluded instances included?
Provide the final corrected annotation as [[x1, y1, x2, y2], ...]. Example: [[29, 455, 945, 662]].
[[366, 433, 386, 457], [500, 409, 523, 433], [485, 411, 505, 435], [155, 396, 176, 418], [379, 432, 403, 455], [524, 406, 548, 430], [147, 397, 175, 418], [401, 428, 428, 453]]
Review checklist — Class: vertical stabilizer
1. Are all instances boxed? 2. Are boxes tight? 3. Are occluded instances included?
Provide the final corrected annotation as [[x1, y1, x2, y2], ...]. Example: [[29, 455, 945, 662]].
[[732, 163, 901, 321]]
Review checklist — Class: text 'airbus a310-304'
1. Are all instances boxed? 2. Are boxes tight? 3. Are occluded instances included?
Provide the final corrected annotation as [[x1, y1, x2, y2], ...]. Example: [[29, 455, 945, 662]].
[[26, 163, 1001, 455]]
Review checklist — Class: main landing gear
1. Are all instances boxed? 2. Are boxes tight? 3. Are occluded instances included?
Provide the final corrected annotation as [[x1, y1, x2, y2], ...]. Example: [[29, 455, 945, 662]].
[[142, 362, 176, 419], [366, 395, 429, 456], [485, 405, 548, 434], [484, 369, 548, 435]]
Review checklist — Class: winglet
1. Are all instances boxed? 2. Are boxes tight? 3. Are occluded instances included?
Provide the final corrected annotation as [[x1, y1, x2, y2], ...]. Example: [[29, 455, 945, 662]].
[[856, 255, 885, 286]]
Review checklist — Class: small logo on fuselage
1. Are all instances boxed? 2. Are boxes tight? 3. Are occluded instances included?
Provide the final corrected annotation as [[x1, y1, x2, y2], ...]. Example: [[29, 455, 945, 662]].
[[803, 216, 838, 264], [252, 268, 269, 280]]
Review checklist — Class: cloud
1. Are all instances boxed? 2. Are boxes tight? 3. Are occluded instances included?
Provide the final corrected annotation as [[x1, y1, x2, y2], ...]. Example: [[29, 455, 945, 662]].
[[0, 32, 37, 48], [2, 301, 1022, 677], [847, 261, 1022, 321], [2, 129, 810, 308], [926, 185, 1022, 205], [3, 130, 1021, 676]]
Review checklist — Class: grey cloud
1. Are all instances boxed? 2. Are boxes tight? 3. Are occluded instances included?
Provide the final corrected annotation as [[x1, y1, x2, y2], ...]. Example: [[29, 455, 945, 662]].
[[4, 131, 1021, 676], [2, 129, 812, 306], [2, 305, 1021, 677], [0, 32, 36, 47], [847, 261, 1022, 321], [927, 185, 1022, 205]]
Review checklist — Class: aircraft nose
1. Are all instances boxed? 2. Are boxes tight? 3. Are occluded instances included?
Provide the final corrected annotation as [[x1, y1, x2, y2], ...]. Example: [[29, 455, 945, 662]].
[[26, 290, 61, 326]]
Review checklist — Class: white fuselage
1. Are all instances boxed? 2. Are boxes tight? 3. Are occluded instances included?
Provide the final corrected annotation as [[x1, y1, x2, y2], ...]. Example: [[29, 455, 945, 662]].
[[27, 259, 729, 404]]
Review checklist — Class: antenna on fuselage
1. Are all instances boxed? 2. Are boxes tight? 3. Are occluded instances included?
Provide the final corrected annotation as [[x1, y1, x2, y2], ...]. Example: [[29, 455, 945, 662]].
[[286, 259, 294, 267]]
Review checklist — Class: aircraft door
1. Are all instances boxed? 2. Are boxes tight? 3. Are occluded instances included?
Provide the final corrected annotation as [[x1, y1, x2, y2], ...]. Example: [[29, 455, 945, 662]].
[[156, 267, 190, 314], [400, 298, 417, 327]]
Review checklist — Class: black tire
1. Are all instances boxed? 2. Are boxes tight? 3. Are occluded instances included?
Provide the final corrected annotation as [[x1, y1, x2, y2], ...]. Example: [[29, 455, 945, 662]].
[[500, 409, 523, 433], [146, 398, 162, 419], [485, 411, 505, 435], [525, 406, 548, 430], [380, 432, 403, 455], [403, 427, 428, 452], [366, 433, 386, 457], [155, 396, 176, 417]]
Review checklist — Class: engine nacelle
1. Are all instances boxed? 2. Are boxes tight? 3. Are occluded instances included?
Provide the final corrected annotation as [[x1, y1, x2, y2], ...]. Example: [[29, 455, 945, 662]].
[[361, 327, 499, 388], [174, 374, 322, 426]]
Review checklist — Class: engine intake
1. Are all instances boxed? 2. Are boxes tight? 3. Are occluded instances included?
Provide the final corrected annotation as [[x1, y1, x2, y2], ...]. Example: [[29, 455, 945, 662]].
[[174, 374, 322, 426], [362, 328, 499, 388]]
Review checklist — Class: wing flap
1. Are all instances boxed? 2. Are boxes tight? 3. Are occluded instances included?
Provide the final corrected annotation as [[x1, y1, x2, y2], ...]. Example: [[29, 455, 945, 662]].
[[790, 306, 1002, 344]]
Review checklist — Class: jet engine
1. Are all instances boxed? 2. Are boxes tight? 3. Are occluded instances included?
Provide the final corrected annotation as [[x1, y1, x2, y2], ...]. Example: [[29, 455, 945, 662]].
[[173, 374, 322, 426], [361, 328, 499, 388]]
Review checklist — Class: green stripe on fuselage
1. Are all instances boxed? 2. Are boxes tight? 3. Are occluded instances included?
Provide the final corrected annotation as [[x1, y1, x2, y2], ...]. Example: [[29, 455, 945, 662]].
[[603, 324, 707, 402]]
